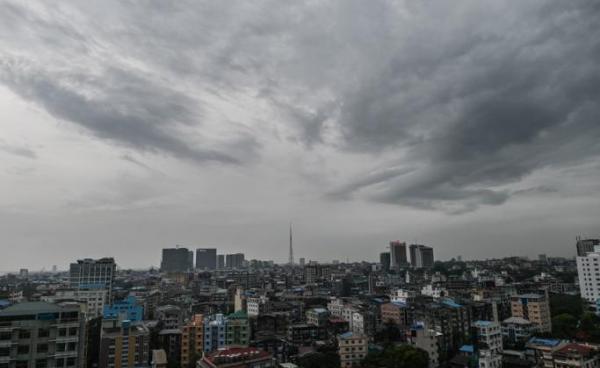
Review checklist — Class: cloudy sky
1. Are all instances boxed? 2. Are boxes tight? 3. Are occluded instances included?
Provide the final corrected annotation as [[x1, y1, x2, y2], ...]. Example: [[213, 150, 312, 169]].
[[1, 1, 599, 271]]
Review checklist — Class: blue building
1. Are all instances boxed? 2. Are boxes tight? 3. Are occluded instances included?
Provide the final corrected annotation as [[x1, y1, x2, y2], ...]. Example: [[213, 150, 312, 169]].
[[103, 295, 143, 321], [204, 314, 226, 352]]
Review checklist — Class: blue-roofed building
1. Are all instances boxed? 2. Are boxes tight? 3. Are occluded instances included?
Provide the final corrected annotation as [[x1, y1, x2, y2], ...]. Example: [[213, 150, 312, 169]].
[[306, 307, 330, 326], [526, 337, 567, 367], [441, 298, 462, 308], [103, 295, 143, 321], [459, 344, 474, 355]]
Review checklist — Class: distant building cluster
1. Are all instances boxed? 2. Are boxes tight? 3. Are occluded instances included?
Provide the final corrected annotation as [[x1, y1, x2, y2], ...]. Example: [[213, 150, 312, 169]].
[[0, 236, 597, 368], [160, 247, 251, 272]]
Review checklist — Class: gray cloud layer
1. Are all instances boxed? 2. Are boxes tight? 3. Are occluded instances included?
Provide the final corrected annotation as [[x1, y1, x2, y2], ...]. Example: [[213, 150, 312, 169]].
[[1, 0, 599, 214]]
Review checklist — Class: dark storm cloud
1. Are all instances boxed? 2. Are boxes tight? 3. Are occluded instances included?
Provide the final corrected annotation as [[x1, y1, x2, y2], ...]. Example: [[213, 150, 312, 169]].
[[329, 0, 600, 212], [0, 59, 245, 164]]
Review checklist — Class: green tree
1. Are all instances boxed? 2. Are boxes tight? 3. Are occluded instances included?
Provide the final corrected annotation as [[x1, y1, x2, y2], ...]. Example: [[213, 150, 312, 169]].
[[550, 294, 583, 319], [297, 352, 340, 368], [551, 313, 578, 339], [362, 345, 429, 368], [375, 321, 402, 346], [578, 313, 600, 343]]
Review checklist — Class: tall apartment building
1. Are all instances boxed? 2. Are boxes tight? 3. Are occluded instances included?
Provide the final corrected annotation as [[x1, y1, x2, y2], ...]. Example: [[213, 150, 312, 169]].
[[0, 302, 85, 368], [217, 255, 225, 270], [379, 252, 390, 272], [180, 315, 203, 368], [69, 258, 116, 304], [409, 244, 434, 269], [407, 323, 442, 368], [389, 241, 407, 270], [577, 247, 600, 310], [511, 293, 552, 333], [98, 319, 150, 368], [225, 254, 245, 269], [337, 332, 368, 368], [474, 320, 503, 368], [195, 249, 217, 271], [304, 264, 331, 284], [576, 237, 600, 257], [161, 248, 193, 273]]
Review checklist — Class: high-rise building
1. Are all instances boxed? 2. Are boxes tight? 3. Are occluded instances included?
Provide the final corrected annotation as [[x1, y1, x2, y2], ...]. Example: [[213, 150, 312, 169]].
[[69, 258, 116, 303], [379, 252, 390, 272], [0, 301, 86, 368], [181, 315, 204, 368], [217, 255, 225, 270], [195, 248, 217, 270], [304, 264, 331, 284], [225, 253, 245, 269], [99, 319, 150, 368], [409, 244, 434, 269], [299, 258, 305, 267], [511, 293, 552, 333], [161, 248, 193, 272], [576, 237, 600, 256], [577, 248, 600, 308], [389, 241, 407, 270]]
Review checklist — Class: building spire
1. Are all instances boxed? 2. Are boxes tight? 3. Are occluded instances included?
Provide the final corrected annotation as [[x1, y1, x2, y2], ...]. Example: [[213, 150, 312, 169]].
[[288, 222, 294, 265]]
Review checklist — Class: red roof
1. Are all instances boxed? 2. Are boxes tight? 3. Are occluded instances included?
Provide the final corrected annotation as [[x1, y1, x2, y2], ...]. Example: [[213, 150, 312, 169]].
[[555, 343, 595, 357], [205, 347, 272, 363]]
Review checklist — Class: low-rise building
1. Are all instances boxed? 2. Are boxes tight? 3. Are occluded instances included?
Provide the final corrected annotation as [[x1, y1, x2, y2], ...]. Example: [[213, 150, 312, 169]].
[[502, 317, 537, 344], [337, 332, 368, 368], [198, 347, 274, 368], [552, 343, 598, 368]]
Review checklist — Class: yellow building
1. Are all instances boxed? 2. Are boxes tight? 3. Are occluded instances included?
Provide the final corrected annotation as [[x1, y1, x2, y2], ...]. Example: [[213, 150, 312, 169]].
[[180, 314, 204, 368], [337, 332, 368, 368], [511, 293, 552, 333]]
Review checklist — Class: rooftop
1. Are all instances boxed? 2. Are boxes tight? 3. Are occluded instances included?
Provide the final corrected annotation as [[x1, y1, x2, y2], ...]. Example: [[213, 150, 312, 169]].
[[527, 337, 562, 348], [503, 316, 532, 325], [0, 301, 73, 316]]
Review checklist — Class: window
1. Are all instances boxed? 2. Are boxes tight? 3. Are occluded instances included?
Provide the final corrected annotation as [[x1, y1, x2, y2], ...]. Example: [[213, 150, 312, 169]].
[[68, 328, 77, 337], [0, 347, 9, 357], [37, 344, 48, 353], [37, 329, 50, 338], [17, 345, 29, 354], [35, 360, 47, 368], [66, 358, 76, 367], [18, 330, 31, 339], [67, 343, 76, 351], [0, 332, 11, 340], [56, 358, 64, 368], [16, 361, 28, 368], [58, 329, 67, 337]]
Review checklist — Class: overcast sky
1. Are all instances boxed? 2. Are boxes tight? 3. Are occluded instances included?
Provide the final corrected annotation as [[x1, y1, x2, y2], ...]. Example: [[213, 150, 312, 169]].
[[1, 1, 599, 271]]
